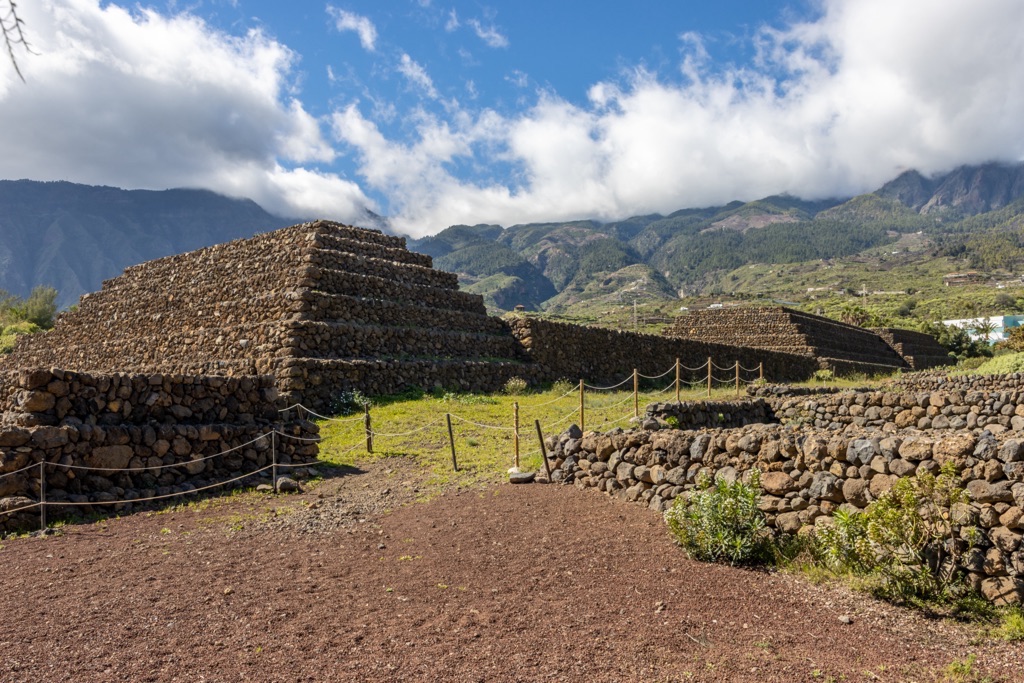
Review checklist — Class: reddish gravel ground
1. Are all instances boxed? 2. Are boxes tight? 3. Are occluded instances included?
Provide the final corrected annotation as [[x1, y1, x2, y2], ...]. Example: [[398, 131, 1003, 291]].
[[1, 459, 1021, 683]]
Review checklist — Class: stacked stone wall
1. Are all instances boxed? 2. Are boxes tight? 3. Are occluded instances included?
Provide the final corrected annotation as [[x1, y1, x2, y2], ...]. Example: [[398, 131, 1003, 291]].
[[873, 328, 954, 370], [549, 400, 1024, 604], [641, 399, 774, 430], [0, 369, 318, 533], [885, 372, 1024, 394], [769, 388, 1024, 432], [668, 306, 910, 374], [507, 317, 818, 385], [278, 358, 540, 408]]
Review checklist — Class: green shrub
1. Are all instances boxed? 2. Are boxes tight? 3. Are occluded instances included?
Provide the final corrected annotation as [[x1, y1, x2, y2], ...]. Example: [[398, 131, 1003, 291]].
[[0, 334, 16, 354], [502, 376, 529, 395], [549, 378, 575, 395], [813, 508, 872, 574], [0, 321, 40, 354], [812, 462, 975, 604], [996, 608, 1024, 642], [329, 389, 372, 416], [664, 469, 773, 566], [812, 368, 835, 383], [969, 352, 1024, 376]]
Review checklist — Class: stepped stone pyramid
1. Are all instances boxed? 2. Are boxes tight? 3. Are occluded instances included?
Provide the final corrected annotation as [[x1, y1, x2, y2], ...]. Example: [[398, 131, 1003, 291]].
[[872, 328, 954, 370], [667, 306, 910, 375], [3, 220, 533, 410]]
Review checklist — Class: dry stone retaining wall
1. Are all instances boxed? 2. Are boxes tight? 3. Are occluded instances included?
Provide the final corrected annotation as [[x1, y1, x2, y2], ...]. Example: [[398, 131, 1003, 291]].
[[549, 407, 1024, 604], [667, 306, 922, 375], [873, 327, 954, 370], [642, 399, 774, 430], [769, 388, 1024, 432], [506, 317, 818, 386], [0, 370, 318, 533], [885, 372, 1024, 394]]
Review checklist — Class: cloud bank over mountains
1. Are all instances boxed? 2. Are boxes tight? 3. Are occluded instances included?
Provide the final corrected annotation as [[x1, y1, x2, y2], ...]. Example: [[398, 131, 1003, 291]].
[[2, 0, 1023, 236]]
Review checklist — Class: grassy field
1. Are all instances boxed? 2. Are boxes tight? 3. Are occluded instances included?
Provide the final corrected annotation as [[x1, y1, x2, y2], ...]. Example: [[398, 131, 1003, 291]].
[[313, 372, 887, 488]]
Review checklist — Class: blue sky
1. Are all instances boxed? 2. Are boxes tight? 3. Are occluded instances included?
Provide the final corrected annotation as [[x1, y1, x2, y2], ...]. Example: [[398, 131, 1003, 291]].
[[2, 0, 1023, 235]]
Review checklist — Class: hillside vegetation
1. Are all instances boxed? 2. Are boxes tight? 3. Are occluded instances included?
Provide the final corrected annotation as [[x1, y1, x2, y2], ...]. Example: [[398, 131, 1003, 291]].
[[408, 162, 1024, 332]]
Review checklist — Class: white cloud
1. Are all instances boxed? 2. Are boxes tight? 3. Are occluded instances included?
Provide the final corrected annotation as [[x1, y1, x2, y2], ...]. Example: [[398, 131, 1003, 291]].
[[467, 19, 508, 48], [397, 53, 438, 99], [445, 9, 459, 32], [5, 0, 1024, 239], [505, 69, 528, 88], [327, 6, 377, 52], [334, 0, 1024, 235], [1, 0, 374, 221]]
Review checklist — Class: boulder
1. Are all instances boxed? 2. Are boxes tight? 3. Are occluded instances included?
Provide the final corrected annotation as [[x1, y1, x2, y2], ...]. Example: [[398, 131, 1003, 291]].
[[761, 471, 798, 496], [808, 472, 843, 502], [83, 445, 134, 471], [998, 439, 1024, 463], [980, 576, 1023, 606], [898, 436, 933, 462], [990, 526, 1022, 553], [842, 478, 871, 508], [967, 480, 1014, 504], [932, 433, 976, 465]]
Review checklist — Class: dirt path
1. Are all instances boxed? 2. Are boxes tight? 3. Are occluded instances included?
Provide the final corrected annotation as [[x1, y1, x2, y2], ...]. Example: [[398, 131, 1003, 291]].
[[0, 459, 1020, 682]]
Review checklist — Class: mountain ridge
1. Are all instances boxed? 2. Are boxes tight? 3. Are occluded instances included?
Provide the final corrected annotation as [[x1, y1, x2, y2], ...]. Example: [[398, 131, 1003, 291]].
[[5, 162, 1024, 319]]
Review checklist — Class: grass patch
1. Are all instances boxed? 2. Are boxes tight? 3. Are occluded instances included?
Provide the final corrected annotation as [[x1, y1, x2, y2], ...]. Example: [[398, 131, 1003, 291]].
[[316, 382, 763, 488]]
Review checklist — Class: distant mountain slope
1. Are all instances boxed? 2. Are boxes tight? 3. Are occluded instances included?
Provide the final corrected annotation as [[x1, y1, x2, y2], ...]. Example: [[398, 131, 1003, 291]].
[[878, 162, 1024, 215], [0, 180, 291, 308], [407, 161, 1024, 319], [6, 161, 1024, 321]]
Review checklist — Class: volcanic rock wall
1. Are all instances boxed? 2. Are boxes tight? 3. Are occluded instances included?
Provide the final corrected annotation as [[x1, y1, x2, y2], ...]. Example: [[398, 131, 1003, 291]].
[[550, 393, 1024, 604], [885, 372, 1024, 394], [873, 328, 954, 370], [769, 388, 1024, 432], [506, 317, 818, 385], [0, 369, 318, 533], [667, 307, 911, 375]]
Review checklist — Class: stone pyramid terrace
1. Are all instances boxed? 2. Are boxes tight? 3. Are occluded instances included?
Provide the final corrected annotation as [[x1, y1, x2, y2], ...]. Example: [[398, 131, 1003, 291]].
[[3, 220, 534, 410], [667, 306, 912, 375]]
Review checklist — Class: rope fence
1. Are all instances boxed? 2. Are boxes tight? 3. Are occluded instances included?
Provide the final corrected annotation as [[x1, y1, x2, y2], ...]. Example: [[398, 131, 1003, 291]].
[[1, 356, 771, 532], [0, 428, 323, 532], [298, 356, 769, 474]]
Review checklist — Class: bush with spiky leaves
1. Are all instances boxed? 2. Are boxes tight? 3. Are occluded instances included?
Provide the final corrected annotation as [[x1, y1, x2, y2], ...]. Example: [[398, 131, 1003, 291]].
[[664, 469, 772, 566]]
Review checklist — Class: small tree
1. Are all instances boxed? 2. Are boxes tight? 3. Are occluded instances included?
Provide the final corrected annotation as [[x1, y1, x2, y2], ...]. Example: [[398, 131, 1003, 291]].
[[1003, 325, 1024, 352], [23, 285, 57, 328], [970, 317, 996, 342]]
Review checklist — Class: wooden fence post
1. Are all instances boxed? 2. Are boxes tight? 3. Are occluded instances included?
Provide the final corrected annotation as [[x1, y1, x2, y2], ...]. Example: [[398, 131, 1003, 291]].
[[446, 413, 458, 472], [759, 362, 764, 382], [534, 419, 552, 480], [364, 404, 373, 454], [735, 360, 740, 398], [513, 401, 520, 469], [579, 379, 585, 432], [675, 358, 681, 404], [271, 430, 278, 491], [706, 357, 712, 399], [39, 459, 46, 532], [633, 368, 639, 418]]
